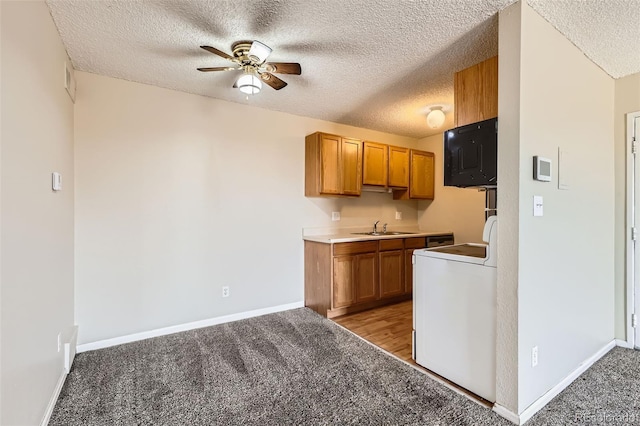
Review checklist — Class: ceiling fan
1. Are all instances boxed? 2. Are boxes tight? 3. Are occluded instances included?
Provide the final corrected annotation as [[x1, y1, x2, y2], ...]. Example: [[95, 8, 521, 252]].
[[197, 40, 301, 95]]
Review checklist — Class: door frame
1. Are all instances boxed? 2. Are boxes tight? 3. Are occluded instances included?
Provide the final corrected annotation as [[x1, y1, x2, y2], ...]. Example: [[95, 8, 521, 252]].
[[626, 111, 640, 349]]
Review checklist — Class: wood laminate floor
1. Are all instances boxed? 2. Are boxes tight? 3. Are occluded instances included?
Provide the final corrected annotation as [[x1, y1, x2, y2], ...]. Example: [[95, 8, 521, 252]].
[[332, 300, 492, 407], [332, 300, 414, 363]]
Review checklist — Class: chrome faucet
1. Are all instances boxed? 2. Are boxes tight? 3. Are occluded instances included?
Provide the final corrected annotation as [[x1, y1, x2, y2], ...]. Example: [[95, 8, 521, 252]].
[[383, 223, 388, 233], [373, 220, 380, 233]]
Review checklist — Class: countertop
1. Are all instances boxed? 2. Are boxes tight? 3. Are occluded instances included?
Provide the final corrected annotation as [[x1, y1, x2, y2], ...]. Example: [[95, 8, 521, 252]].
[[302, 229, 453, 244]]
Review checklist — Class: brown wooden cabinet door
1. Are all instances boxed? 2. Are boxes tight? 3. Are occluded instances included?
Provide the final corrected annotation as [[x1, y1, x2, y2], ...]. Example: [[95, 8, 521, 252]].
[[362, 142, 388, 186], [341, 138, 362, 195], [388, 146, 409, 188], [333, 255, 355, 308], [355, 253, 378, 303], [454, 56, 498, 127], [409, 150, 435, 199], [319, 134, 342, 195], [379, 249, 404, 299]]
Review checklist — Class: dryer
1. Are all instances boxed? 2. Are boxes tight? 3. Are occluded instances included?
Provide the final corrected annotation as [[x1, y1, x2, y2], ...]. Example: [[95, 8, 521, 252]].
[[413, 216, 497, 402]]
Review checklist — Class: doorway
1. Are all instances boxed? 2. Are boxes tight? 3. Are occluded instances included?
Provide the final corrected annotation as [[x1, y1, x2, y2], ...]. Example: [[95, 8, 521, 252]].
[[629, 112, 640, 349]]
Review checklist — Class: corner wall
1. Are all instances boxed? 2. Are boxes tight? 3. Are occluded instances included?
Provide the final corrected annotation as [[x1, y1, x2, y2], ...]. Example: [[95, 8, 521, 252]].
[[497, 1, 615, 415], [73, 72, 420, 345], [614, 72, 640, 341], [495, 1, 523, 413], [0, 1, 75, 424], [416, 134, 486, 243]]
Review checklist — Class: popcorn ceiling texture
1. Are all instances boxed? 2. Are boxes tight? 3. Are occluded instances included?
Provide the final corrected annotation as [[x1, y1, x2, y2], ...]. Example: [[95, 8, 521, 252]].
[[529, 0, 640, 79], [46, 0, 639, 139]]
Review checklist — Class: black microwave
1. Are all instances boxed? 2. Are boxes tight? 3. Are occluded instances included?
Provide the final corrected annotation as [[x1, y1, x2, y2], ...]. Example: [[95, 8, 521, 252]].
[[443, 117, 497, 188]]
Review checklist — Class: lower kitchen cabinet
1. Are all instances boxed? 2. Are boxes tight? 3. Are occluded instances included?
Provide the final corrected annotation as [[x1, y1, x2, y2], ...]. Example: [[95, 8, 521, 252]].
[[354, 253, 378, 303], [379, 239, 404, 299], [332, 256, 356, 308], [403, 237, 428, 294], [333, 252, 378, 308], [305, 238, 411, 318]]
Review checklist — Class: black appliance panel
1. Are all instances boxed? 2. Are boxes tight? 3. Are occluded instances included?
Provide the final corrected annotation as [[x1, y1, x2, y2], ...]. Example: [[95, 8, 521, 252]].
[[444, 118, 497, 187]]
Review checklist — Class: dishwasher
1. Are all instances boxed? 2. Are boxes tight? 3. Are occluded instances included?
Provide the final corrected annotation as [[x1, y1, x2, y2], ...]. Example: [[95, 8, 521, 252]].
[[425, 234, 454, 248]]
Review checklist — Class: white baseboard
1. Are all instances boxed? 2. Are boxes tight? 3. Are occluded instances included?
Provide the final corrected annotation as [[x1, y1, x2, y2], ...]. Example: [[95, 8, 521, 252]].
[[64, 325, 79, 373], [77, 301, 305, 353], [615, 338, 634, 349], [493, 340, 616, 425], [40, 369, 66, 426], [493, 404, 521, 425]]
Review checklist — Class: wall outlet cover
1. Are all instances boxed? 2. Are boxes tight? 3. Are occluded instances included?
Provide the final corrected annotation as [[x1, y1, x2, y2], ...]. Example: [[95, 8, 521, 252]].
[[331, 212, 341, 221], [395, 211, 402, 220], [533, 196, 543, 217]]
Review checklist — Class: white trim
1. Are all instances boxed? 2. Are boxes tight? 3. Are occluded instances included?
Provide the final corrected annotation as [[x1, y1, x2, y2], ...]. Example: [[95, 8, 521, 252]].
[[626, 111, 640, 349], [76, 301, 304, 353], [40, 369, 66, 426], [64, 325, 79, 373], [493, 340, 615, 425], [493, 404, 521, 425], [616, 338, 634, 349]]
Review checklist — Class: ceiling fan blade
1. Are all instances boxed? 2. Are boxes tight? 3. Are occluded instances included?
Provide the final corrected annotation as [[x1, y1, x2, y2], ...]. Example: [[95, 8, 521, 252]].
[[200, 45, 234, 61], [260, 72, 287, 90], [197, 67, 240, 72], [265, 62, 301, 75]]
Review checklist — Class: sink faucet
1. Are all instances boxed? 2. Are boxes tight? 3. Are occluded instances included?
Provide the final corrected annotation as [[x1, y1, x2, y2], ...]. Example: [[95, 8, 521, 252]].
[[373, 220, 380, 233], [383, 223, 387, 233]]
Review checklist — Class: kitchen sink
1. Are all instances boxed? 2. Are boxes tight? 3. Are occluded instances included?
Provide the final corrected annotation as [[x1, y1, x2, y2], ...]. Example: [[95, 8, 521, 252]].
[[351, 231, 416, 236]]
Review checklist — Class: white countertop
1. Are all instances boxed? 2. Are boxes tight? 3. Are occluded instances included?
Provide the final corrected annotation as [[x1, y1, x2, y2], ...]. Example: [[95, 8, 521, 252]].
[[302, 229, 453, 244]]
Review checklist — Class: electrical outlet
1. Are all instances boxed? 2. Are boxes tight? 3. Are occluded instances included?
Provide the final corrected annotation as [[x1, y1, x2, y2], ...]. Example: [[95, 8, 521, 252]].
[[222, 286, 230, 298], [57, 333, 62, 353], [331, 212, 341, 221], [395, 211, 402, 220], [532, 346, 538, 367]]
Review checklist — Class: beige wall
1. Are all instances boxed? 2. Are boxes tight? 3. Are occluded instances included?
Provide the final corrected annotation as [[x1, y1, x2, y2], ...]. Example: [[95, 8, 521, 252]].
[[0, 1, 75, 424], [614, 72, 640, 340], [497, 1, 615, 415], [496, 1, 522, 413], [416, 134, 486, 243], [74, 71, 422, 345]]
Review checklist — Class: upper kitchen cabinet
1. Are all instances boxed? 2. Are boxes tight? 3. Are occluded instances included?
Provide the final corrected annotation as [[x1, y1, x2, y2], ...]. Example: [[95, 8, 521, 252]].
[[306, 132, 363, 197], [362, 142, 409, 188], [393, 149, 434, 200], [362, 142, 388, 186], [454, 56, 498, 127], [388, 146, 409, 188]]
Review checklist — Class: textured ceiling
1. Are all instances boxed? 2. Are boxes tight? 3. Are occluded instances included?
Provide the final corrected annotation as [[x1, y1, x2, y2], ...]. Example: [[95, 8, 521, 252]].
[[46, 0, 640, 139]]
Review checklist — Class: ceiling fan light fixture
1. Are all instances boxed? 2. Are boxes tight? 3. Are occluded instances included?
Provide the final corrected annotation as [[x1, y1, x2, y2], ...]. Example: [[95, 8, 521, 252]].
[[248, 40, 272, 63], [236, 73, 262, 95], [426, 107, 446, 129]]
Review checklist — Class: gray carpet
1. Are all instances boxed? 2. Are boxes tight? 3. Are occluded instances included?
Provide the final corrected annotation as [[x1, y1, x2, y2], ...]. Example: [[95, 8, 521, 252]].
[[527, 346, 640, 425], [50, 308, 638, 425]]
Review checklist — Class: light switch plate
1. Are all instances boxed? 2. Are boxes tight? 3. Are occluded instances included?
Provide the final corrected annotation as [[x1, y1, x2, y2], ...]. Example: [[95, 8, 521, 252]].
[[331, 212, 341, 221], [533, 196, 543, 216], [395, 211, 402, 220], [52, 172, 62, 191]]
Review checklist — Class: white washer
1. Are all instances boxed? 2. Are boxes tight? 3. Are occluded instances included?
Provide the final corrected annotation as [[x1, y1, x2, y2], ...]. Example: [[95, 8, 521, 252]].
[[412, 216, 497, 402]]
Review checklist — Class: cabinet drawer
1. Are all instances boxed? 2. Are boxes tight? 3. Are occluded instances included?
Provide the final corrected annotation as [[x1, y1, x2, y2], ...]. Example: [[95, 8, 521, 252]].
[[404, 237, 427, 249], [333, 241, 378, 256], [379, 239, 404, 251]]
